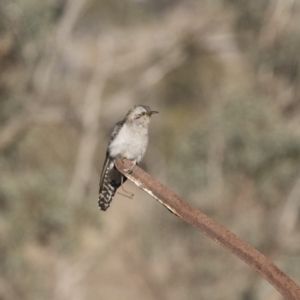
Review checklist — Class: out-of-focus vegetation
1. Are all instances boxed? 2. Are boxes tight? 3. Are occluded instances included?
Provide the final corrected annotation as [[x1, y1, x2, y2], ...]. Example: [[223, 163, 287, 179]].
[[1, 0, 300, 299]]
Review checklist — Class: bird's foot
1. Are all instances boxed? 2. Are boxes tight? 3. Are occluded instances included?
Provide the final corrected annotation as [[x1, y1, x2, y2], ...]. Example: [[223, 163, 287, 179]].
[[121, 158, 136, 174]]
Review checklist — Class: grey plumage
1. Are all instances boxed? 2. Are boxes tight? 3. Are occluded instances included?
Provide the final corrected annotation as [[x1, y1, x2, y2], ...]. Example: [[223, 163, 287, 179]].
[[98, 105, 158, 211]]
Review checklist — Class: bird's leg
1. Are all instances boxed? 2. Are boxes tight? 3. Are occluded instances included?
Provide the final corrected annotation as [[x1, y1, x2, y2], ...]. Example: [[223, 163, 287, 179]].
[[118, 175, 134, 199]]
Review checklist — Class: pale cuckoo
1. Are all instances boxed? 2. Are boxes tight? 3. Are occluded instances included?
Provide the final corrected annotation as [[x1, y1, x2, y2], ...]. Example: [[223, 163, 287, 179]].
[[98, 105, 158, 211]]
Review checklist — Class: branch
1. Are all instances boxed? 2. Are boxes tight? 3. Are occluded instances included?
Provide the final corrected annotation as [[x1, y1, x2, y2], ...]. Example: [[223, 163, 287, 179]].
[[67, 39, 112, 203], [115, 158, 300, 300]]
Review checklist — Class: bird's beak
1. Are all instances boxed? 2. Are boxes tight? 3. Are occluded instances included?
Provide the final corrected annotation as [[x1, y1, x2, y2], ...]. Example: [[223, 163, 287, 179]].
[[149, 110, 159, 116]]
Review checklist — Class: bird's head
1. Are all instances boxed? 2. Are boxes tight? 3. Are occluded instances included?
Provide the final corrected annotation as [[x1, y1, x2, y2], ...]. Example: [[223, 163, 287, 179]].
[[126, 105, 158, 126]]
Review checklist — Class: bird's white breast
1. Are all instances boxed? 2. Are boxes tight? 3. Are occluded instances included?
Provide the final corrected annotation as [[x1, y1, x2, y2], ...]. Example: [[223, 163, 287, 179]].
[[108, 123, 149, 163]]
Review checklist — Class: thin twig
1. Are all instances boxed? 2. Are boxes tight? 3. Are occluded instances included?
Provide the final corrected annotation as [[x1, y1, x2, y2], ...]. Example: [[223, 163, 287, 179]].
[[115, 158, 300, 300]]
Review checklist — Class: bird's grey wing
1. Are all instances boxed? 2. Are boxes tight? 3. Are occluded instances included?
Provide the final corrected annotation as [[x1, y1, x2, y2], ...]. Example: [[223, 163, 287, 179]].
[[99, 119, 124, 191], [98, 119, 126, 211], [109, 119, 125, 142]]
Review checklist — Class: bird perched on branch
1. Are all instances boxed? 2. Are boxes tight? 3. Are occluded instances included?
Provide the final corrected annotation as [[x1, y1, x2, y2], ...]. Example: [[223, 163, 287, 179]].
[[98, 105, 158, 211]]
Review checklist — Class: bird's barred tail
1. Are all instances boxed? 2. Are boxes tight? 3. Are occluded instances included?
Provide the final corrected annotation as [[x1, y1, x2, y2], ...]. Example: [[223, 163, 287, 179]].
[[98, 181, 117, 211], [98, 157, 124, 211]]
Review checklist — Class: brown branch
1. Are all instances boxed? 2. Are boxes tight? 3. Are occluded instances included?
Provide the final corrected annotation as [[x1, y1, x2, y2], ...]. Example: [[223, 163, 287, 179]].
[[115, 158, 300, 300], [67, 39, 112, 203]]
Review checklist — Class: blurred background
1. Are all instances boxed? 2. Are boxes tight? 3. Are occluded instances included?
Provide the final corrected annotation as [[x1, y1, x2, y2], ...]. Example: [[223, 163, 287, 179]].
[[1, 0, 300, 299]]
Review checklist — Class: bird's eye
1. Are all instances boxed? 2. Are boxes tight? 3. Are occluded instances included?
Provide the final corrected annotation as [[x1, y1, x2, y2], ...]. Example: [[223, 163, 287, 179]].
[[142, 112, 146, 116]]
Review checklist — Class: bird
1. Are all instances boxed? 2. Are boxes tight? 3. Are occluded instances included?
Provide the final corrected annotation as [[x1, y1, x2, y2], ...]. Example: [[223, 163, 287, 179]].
[[98, 105, 158, 211]]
